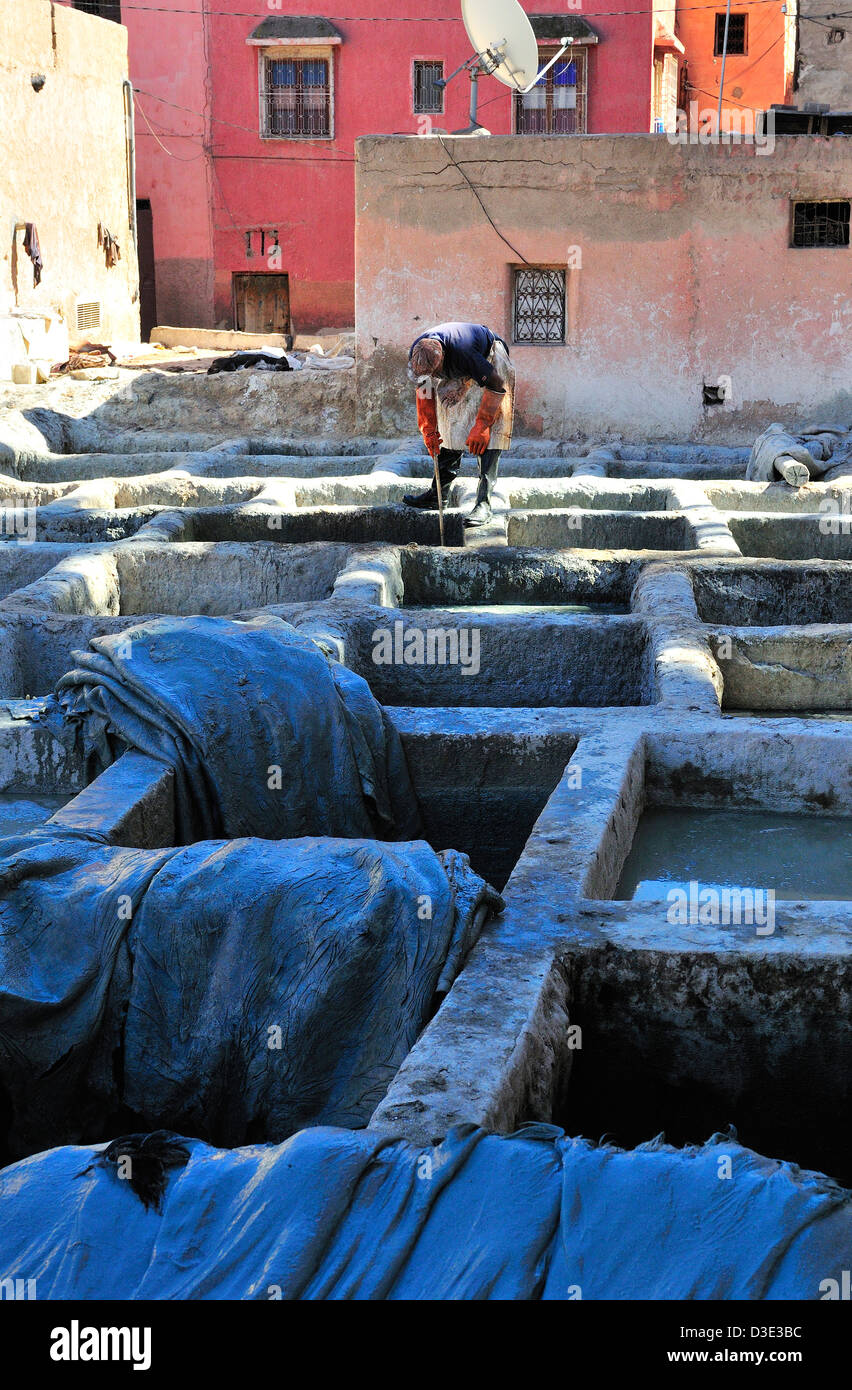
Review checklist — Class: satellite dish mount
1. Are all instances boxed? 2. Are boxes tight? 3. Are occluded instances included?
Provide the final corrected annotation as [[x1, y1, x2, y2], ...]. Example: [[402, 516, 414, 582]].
[[438, 0, 575, 135]]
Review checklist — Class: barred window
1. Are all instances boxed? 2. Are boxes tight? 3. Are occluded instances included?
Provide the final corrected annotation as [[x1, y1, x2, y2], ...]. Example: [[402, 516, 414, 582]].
[[513, 267, 566, 345], [414, 61, 444, 115], [791, 200, 851, 247], [714, 13, 747, 55], [261, 56, 331, 139], [73, 0, 121, 19], [515, 48, 587, 135]]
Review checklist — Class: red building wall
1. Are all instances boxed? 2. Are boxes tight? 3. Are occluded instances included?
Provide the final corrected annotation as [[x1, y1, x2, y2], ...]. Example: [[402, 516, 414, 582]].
[[66, 3, 662, 332]]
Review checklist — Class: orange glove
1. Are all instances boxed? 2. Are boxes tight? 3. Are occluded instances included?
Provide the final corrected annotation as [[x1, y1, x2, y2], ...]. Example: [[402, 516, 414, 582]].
[[466, 388, 504, 456], [416, 390, 442, 457]]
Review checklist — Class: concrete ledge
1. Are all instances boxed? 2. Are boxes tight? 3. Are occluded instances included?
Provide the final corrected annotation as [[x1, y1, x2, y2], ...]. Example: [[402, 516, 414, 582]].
[[48, 751, 175, 847]]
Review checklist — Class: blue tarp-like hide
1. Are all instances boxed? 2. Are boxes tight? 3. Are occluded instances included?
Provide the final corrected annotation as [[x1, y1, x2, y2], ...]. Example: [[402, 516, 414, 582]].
[[2, 1124, 850, 1300], [39, 615, 422, 844], [0, 829, 501, 1157]]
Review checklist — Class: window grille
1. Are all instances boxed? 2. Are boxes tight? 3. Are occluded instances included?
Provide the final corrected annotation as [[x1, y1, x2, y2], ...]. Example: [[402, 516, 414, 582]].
[[262, 56, 331, 139], [515, 48, 587, 135], [513, 268, 566, 344], [414, 61, 444, 115], [791, 200, 851, 247], [714, 13, 747, 55], [73, 1, 122, 20]]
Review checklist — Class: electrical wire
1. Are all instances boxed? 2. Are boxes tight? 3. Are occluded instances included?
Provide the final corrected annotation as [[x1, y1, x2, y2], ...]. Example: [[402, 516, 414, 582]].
[[136, 93, 207, 158], [134, 87, 356, 160], [436, 134, 530, 264], [98, 2, 821, 21]]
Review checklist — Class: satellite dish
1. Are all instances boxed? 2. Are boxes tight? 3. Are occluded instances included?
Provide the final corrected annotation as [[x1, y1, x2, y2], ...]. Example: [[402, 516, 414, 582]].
[[438, 0, 575, 135], [461, 0, 539, 92]]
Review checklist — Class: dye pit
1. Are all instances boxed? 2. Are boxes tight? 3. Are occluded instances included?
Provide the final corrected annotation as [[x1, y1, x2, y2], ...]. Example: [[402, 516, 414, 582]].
[[408, 602, 629, 616], [2, 382, 852, 1285], [0, 792, 70, 836], [616, 807, 852, 901]]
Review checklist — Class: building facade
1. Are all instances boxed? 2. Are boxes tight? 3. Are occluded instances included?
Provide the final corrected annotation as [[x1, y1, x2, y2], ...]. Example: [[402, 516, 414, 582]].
[[355, 133, 852, 440], [677, 0, 796, 133], [61, 2, 801, 336], [0, 0, 139, 378], [795, 0, 852, 108], [63, 2, 697, 335]]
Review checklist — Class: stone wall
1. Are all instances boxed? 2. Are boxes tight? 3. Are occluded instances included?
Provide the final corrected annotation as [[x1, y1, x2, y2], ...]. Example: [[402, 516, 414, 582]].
[[0, 0, 139, 377], [355, 133, 852, 441], [795, 1, 852, 108]]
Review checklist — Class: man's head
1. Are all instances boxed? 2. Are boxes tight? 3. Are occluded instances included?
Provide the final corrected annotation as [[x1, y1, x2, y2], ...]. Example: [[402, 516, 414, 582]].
[[407, 337, 444, 386]]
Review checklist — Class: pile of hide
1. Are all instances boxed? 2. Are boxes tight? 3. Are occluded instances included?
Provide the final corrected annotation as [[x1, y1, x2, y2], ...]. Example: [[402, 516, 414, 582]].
[[0, 616, 504, 1155], [1, 1124, 850, 1300], [207, 350, 292, 375], [0, 827, 501, 1157], [40, 614, 421, 843], [747, 422, 852, 484]]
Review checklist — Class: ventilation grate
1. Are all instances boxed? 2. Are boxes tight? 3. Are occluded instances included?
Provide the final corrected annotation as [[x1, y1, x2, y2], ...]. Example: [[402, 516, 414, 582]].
[[76, 301, 102, 332]]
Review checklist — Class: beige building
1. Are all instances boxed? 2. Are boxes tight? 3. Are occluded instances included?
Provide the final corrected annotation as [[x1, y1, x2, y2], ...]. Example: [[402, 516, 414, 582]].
[[0, 0, 139, 379], [795, 1, 852, 108]]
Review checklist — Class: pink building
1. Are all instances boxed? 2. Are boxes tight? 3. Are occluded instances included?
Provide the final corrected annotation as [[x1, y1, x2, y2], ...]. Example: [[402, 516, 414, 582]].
[[68, 2, 689, 335]]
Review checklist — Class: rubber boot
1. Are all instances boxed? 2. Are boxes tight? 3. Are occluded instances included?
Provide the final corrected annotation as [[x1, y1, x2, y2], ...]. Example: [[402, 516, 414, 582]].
[[404, 449, 461, 508], [464, 449, 501, 527]]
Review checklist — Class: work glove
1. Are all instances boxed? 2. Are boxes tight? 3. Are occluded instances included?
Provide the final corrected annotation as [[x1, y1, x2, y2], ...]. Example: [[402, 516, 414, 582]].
[[416, 390, 442, 458], [466, 387, 505, 457]]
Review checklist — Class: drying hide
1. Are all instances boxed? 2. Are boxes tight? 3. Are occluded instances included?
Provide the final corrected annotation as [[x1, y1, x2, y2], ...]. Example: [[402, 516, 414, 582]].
[[39, 614, 422, 844], [2, 1124, 850, 1299], [207, 350, 292, 375], [0, 827, 502, 1156], [747, 422, 852, 484]]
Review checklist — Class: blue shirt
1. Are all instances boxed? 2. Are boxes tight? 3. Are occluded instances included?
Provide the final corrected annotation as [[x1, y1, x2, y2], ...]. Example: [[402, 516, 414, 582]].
[[410, 322, 509, 388]]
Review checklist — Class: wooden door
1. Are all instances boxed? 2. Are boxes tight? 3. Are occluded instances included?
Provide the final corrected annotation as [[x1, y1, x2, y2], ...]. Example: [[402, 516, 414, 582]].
[[232, 273, 291, 335]]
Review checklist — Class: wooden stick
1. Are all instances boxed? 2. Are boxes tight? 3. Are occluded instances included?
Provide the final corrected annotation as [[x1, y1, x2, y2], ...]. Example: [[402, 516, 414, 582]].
[[433, 451, 445, 547]]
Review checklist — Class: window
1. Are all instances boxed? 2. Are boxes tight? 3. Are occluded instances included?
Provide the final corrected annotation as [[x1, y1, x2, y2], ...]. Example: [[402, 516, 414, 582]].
[[515, 48, 587, 135], [791, 200, 851, 247], [261, 56, 331, 139], [714, 14, 747, 55], [414, 61, 444, 115], [652, 53, 679, 133], [513, 268, 566, 344], [73, 0, 121, 18]]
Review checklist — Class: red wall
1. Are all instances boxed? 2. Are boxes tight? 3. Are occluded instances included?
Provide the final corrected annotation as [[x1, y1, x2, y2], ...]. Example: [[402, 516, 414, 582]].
[[74, 2, 659, 331]]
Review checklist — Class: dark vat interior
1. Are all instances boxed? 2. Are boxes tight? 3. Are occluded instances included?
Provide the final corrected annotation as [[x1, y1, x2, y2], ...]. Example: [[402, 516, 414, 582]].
[[692, 565, 852, 626], [401, 729, 576, 891], [553, 1000, 852, 1187], [399, 547, 635, 607]]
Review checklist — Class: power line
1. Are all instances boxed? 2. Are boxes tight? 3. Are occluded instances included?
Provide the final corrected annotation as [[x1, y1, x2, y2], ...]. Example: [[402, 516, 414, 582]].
[[437, 134, 530, 265], [100, 1, 809, 23], [136, 94, 206, 158], [133, 87, 356, 159]]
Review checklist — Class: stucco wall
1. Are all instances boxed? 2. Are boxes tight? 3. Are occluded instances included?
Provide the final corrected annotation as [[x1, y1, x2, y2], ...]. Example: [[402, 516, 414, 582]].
[[125, 0, 215, 328], [677, 2, 794, 127], [795, 0, 852, 107], [0, 0, 139, 371], [91, 1, 664, 333], [355, 133, 852, 441]]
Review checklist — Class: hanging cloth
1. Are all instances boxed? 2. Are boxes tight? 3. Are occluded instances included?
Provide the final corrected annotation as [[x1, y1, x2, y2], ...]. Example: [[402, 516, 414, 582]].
[[23, 224, 42, 286]]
